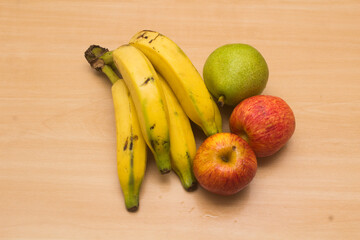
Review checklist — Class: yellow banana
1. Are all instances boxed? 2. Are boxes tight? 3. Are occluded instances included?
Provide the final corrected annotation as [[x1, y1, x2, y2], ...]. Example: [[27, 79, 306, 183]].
[[112, 44, 171, 174], [129, 30, 222, 136], [112, 76, 147, 212], [85, 45, 147, 212], [157, 74, 197, 191]]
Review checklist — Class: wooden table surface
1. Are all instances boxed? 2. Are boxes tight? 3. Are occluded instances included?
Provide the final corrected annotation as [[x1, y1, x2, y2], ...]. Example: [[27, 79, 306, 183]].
[[1, 0, 359, 239]]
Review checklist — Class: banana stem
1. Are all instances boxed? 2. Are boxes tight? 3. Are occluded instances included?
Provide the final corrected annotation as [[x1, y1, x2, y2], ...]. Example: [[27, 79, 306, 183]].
[[102, 51, 117, 74], [101, 51, 119, 78], [102, 65, 119, 85], [101, 51, 114, 65], [84, 45, 119, 84], [84, 45, 114, 71]]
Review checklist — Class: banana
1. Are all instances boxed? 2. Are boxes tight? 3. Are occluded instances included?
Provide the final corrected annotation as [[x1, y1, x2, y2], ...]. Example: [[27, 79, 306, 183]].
[[112, 76, 147, 212], [112, 44, 171, 174], [129, 30, 222, 136], [85, 46, 146, 211], [157, 74, 197, 191]]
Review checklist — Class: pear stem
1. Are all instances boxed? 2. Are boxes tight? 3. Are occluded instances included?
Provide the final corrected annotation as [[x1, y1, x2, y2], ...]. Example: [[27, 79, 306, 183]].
[[217, 95, 225, 107]]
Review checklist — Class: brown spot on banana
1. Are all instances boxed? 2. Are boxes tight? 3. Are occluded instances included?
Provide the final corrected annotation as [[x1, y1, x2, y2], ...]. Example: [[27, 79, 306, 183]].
[[149, 33, 161, 44], [129, 136, 133, 150], [137, 32, 146, 39], [123, 137, 129, 151], [150, 139, 158, 150], [150, 139, 169, 151], [141, 77, 154, 86]]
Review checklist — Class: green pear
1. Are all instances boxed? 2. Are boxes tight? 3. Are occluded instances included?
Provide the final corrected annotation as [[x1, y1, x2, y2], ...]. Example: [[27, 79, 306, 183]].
[[203, 44, 269, 106]]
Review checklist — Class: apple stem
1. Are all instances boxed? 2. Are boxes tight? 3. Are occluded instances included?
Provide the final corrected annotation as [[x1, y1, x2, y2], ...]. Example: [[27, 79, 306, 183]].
[[220, 150, 233, 163], [217, 95, 225, 107], [221, 156, 229, 162]]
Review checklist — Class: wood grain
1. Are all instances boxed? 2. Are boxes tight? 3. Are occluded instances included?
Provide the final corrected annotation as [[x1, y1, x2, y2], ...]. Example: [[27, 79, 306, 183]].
[[1, 0, 360, 239]]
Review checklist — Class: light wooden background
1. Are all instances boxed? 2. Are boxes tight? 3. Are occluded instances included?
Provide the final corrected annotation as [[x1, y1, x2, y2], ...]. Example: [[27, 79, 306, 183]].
[[1, 0, 359, 239]]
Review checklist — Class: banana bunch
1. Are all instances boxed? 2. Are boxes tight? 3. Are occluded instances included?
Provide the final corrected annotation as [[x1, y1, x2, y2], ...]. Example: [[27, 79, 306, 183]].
[[84, 30, 222, 211]]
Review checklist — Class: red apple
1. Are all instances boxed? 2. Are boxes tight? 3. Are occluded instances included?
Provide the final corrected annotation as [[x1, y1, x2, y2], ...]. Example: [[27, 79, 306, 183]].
[[229, 95, 295, 158], [193, 133, 257, 195]]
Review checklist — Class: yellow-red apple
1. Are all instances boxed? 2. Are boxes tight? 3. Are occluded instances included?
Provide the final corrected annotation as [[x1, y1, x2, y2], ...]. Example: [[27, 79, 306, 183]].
[[193, 133, 257, 195], [230, 95, 295, 158]]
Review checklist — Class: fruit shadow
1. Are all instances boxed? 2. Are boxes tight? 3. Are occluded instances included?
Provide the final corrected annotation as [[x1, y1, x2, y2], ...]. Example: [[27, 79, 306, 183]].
[[193, 184, 252, 215], [142, 149, 172, 189], [219, 104, 234, 132], [257, 141, 293, 168]]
